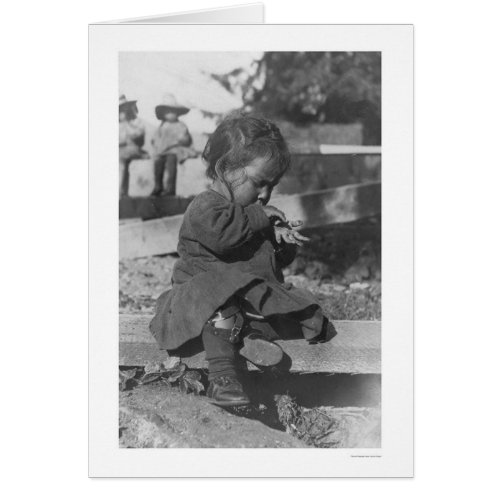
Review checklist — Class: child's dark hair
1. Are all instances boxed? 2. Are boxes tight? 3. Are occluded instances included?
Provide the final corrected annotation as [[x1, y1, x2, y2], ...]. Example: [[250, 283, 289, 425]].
[[202, 113, 291, 188]]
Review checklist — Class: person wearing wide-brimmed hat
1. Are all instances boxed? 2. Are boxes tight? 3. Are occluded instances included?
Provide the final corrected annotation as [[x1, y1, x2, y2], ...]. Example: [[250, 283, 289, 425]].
[[119, 95, 146, 198], [151, 94, 197, 196]]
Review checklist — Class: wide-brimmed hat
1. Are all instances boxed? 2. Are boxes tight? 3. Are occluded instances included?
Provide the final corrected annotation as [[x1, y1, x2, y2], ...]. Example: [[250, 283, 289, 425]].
[[155, 93, 190, 119], [119, 94, 138, 112]]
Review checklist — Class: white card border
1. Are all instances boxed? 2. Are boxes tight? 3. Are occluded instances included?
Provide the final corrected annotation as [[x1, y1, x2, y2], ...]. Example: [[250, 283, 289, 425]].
[[89, 24, 413, 477]]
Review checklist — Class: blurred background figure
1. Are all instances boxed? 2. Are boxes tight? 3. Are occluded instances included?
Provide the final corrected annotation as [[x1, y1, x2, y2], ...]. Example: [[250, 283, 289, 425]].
[[151, 94, 197, 197], [119, 95, 146, 198]]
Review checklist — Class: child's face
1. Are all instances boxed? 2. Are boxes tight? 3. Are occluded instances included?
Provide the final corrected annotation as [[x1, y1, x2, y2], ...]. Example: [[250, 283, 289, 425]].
[[164, 112, 178, 122], [229, 157, 283, 207]]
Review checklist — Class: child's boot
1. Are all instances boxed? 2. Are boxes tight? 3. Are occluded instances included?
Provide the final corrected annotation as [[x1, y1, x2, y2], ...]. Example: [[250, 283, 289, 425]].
[[202, 320, 250, 407], [239, 331, 284, 368], [206, 375, 249, 407], [238, 301, 284, 368], [207, 307, 284, 369]]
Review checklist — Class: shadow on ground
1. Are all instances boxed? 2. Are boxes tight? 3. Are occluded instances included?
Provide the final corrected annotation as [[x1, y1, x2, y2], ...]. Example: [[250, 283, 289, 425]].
[[224, 371, 381, 436]]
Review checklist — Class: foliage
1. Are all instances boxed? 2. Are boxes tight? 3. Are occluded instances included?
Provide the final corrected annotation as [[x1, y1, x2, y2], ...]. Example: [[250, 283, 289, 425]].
[[248, 52, 381, 144], [275, 394, 381, 448], [119, 362, 204, 395]]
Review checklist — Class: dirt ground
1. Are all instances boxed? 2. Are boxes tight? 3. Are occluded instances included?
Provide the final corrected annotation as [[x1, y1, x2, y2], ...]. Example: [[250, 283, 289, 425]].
[[120, 383, 306, 448], [120, 375, 381, 448], [119, 219, 381, 448]]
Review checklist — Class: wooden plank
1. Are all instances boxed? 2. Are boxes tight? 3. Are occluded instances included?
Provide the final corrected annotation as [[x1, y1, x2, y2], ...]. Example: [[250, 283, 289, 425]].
[[119, 213, 183, 259], [119, 314, 381, 374], [318, 145, 382, 155], [119, 218, 142, 225], [272, 182, 381, 228], [119, 182, 381, 259], [276, 154, 381, 195], [119, 195, 193, 220], [278, 122, 364, 153]]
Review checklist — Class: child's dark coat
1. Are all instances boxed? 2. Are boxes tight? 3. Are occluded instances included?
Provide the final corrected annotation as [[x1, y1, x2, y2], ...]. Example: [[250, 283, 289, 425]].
[[149, 190, 329, 352]]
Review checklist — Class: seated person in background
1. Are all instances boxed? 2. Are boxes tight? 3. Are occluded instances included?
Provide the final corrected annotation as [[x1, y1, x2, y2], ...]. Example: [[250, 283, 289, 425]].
[[151, 94, 197, 197], [119, 95, 146, 198]]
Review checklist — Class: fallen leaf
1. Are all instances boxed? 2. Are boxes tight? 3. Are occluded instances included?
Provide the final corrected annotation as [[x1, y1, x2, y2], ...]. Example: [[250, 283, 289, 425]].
[[119, 368, 138, 391], [166, 362, 187, 382], [144, 361, 162, 374], [179, 377, 188, 394], [177, 371, 205, 395], [190, 380, 205, 395], [139, 372, 162, 385], [161, 357, 181, 371], [183, 370, 201, 381]]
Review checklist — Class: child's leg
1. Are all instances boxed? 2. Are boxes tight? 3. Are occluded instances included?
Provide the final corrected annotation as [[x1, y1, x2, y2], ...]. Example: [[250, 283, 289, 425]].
[[119, 158, 130, 198], [210, 295, 284, 368], [163, 154, 177, 195], [202, 317, 242, 381], [202, 298, 287, 406], [151, 155, 166, 196], [202, 325, 240, 379], [202, 299, 249, 406]]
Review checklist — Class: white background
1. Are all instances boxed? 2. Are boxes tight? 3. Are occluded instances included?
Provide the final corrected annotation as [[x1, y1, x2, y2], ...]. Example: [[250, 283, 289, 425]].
[[2, 0, 500, 495]]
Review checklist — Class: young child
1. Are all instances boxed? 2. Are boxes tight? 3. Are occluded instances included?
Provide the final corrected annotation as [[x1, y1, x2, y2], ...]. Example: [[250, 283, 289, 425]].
[[150, 114, 332, 407], [151, 94, 196, 196], [119, 95, 146, 198]]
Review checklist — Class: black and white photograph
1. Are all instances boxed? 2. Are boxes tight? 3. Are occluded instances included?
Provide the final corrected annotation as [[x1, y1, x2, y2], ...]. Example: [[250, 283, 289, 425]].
[[118, 51, 382, 449], [89, 22, 413, 477]]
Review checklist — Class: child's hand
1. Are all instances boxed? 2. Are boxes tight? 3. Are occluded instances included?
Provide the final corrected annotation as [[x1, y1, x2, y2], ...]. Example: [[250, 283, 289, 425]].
[[273, 221, 310, 247], [287, 219, 305, 229], [262, 205, 287, 225]]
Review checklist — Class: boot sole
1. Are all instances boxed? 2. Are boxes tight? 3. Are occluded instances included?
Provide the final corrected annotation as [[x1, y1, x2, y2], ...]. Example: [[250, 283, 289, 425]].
[[239, 335, 283, 367]]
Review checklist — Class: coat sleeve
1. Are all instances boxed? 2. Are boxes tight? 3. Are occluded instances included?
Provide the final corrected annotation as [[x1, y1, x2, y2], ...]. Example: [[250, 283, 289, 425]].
[[189, 196, 270, 255]]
